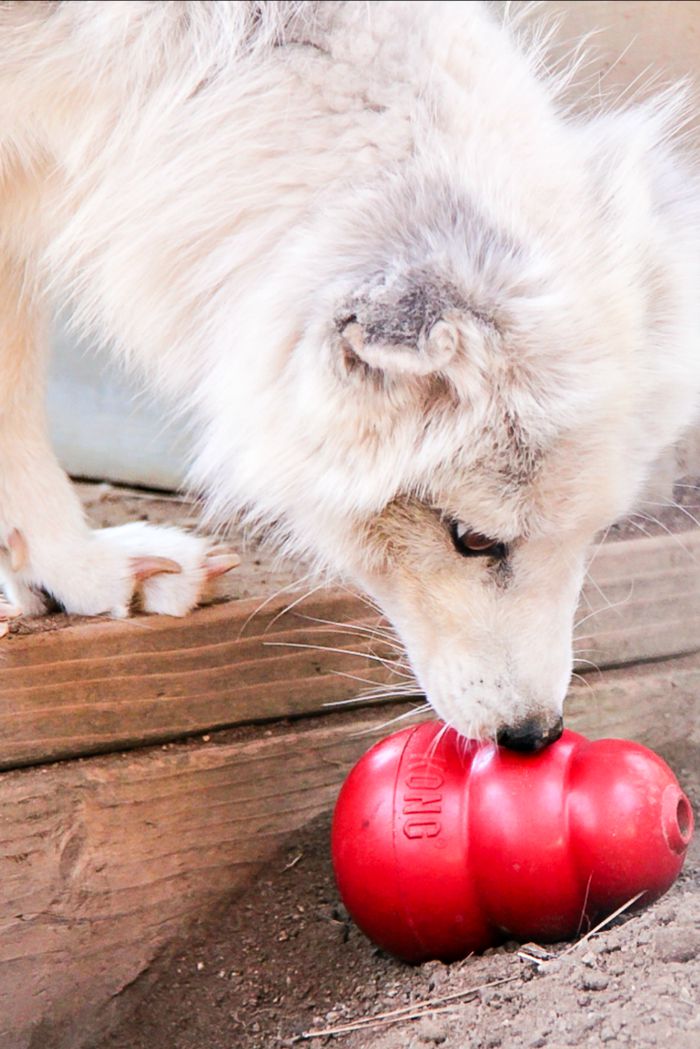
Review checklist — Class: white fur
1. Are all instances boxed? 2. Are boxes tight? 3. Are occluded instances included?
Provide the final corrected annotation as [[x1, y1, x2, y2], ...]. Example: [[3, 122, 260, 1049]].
[[0, 1, 698, 740]]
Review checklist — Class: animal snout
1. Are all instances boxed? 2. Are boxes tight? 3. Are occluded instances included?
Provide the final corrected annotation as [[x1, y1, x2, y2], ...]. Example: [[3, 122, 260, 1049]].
[[496, 714, 564, 753]]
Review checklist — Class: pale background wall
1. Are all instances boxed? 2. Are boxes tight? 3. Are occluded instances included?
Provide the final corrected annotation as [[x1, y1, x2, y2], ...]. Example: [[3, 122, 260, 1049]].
[[48, 325, 192, 490], [48, 0, 700, 490]]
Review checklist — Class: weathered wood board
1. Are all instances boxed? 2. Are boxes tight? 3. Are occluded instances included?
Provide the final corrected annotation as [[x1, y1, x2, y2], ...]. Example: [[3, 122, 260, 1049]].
[[1, 650, 699, 1049], [1, 530, 698, 770]]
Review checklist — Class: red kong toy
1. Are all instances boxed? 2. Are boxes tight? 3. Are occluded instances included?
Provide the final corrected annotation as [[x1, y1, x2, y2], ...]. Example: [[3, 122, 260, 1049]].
[[332, 723, 694, 962]]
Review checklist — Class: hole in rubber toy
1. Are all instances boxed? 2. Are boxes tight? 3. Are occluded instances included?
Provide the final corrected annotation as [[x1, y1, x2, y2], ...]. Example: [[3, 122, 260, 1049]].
[[676, 795, 692, 843], [662, 786, 694, 854]]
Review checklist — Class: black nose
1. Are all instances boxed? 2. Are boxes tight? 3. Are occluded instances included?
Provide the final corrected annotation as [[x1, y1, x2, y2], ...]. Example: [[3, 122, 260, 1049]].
[[497, 715, 564, 753]]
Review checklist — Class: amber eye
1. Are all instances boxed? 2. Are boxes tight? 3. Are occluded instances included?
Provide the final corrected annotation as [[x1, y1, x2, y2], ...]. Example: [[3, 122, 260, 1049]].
[[451, 521, 507, 560]]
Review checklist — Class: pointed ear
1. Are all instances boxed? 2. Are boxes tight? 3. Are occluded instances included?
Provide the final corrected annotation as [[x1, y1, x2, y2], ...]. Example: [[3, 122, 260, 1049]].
[[334, 271, 464, 378], [340, 316, 459, 376]]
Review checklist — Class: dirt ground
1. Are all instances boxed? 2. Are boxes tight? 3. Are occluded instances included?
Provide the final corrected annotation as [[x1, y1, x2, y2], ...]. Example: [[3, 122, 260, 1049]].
[[88, 734, 699, 1049]]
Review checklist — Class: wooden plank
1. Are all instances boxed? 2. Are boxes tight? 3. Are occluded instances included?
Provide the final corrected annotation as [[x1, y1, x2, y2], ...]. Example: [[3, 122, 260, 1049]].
[[0, 531, 698, 770], [1, 650, 698, 1049], [0, 710, 397, 1049], [0, 592, 399, 770]]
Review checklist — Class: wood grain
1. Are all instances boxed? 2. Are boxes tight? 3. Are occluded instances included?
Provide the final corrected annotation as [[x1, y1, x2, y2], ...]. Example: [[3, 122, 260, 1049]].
[[1, 650, 698, 1049], [1, 531, 698, 770]]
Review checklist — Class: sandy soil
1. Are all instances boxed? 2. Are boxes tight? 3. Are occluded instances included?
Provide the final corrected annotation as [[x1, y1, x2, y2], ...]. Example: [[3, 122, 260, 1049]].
[[89, 734, 699, 1049]]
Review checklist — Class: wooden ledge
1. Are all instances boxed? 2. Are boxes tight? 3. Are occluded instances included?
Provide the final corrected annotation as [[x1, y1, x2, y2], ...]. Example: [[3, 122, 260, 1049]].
[[0, 529, 698, 770]]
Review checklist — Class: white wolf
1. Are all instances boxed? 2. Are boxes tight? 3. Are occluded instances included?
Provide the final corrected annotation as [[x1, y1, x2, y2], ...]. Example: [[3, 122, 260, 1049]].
[[0, 1, 698, 750]]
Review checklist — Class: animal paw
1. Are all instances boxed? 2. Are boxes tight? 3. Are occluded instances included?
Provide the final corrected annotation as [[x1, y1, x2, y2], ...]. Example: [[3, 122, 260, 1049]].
[[0, 521, 239, 627]]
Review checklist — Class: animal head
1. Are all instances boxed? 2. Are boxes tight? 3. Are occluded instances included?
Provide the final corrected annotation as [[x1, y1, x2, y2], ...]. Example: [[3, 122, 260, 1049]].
[[189, 18, 700, 751], [198, 144, 698, 750], [299, 181, 632, 747]]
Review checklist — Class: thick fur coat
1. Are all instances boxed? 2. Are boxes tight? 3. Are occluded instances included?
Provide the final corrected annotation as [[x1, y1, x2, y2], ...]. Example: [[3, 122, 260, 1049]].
[[1, 1, 699, 745]]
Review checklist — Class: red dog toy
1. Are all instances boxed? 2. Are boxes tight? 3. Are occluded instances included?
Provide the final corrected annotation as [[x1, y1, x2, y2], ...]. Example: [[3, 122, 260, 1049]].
[[332, 723, 693, 962]]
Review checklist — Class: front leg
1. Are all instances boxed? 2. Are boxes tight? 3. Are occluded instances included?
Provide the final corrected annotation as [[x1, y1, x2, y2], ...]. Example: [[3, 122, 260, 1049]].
[[0, 252, 236, 627], [0, 512, 239, 622]]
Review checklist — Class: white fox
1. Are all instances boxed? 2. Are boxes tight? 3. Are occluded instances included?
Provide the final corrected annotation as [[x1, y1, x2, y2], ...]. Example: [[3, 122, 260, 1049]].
[[0, 1, 698, 749]]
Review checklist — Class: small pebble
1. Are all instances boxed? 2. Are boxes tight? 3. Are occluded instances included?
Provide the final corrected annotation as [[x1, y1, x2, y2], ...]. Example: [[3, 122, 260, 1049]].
[[539, 959, 563, 977], [415, 1018, 447, 1044], [582, 1012, 603, 1032], [655, 927, 700, 963], [479, 989, 501, 1007], [580, 972, 609, 992]]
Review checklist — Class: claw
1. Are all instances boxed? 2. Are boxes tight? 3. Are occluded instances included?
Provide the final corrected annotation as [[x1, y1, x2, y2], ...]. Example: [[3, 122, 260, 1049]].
[[131, 556, 182, 582], [205, 553, 240, 580], [7, 529, 28, 573], [0, 599, 19, 638]]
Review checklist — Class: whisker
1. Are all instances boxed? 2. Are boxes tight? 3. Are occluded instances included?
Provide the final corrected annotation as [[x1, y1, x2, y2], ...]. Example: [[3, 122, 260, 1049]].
[[583, 567, 616, 612], [426, 721, 452, 762], [572, 657, 603, 679], [325, 668, 416, 691], [457, 733, 481, 761], [330, 687, 422, 708], [574, 585, 633, 631], [626, 517, 655, 541], [297, 626, 411, 670], [326, 677, 418, 701], [262, 639, 402, 673], [643, 498, 700, 511], [582, 525, 613, 608], [353, 703, 432, 738], [296, 612, 400, 645], [593, 525, 612, 554], [640, 500, 700, 532], [571, 671, 596, 696], [262, 582, 329, 634], [296, 620, 406, 653], [336, 584, 385, 618], [236, 572, 316, 638], [325, 690, 420, 709], [629, 512, 697, 562]]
